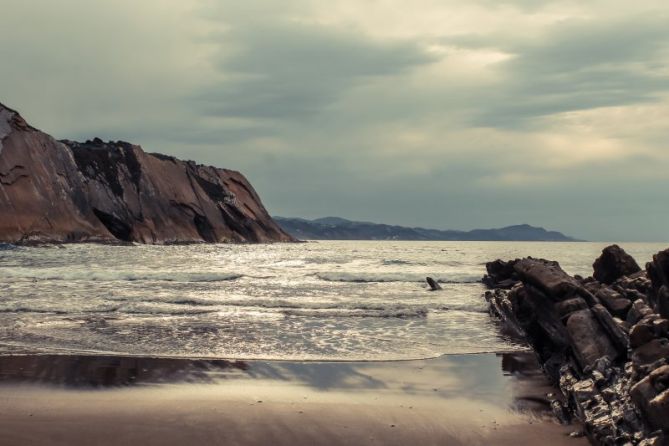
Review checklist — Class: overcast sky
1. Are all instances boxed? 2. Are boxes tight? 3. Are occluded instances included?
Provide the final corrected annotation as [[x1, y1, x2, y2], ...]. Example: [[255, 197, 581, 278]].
[[1, 0, 668, 241]]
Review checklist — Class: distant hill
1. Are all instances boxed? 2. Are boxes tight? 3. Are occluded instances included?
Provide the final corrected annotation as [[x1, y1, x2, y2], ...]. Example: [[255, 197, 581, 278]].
[[274, 217, 580, 242]]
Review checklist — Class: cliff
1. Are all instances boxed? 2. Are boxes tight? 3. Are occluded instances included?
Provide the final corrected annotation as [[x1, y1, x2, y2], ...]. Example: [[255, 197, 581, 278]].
[[0, 102, 294, 244]]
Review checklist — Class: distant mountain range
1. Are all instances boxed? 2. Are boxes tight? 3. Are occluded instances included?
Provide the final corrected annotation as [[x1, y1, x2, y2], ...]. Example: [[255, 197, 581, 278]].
[[274, 217, 580, 242]]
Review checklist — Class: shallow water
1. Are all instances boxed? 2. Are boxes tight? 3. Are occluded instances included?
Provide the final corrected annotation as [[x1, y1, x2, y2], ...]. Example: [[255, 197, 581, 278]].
[[0, 241, 664, 360]]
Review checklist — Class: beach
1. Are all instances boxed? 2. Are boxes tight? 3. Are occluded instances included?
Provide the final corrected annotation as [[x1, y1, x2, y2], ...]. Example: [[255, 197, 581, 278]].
[[0, 352, 586, 446]]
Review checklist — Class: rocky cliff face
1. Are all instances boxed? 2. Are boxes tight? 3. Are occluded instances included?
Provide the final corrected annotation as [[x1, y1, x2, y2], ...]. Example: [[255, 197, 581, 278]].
[[0, 102, 293, 244]]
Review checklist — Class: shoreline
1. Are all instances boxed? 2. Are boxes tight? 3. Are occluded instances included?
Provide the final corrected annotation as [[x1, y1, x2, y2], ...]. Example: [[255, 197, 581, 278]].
[[0, 351, 585, 446]]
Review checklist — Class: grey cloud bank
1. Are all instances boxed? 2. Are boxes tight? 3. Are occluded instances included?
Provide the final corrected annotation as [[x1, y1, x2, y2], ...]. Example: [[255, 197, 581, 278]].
[[1, 0, 668, 242]]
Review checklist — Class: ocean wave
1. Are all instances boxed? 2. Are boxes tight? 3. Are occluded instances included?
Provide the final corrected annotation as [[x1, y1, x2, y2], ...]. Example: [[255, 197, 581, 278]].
[[281, 307, 429, 318], [118, 303, 219, 316], [0, 307, 69, 314], [0, 243, 18, 251], [187, 298, 481, 316], [381, 259, 414, 265], [0, 269, 243, 283], [314, 272, 481, 284]]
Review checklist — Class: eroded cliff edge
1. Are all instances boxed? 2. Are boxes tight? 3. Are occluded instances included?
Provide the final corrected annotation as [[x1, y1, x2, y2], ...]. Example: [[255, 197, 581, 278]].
[[0, 102, 294, 244]]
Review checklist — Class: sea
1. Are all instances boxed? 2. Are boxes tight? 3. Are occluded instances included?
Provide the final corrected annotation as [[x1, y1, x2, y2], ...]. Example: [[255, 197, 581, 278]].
[[0, 241, 665, 361]]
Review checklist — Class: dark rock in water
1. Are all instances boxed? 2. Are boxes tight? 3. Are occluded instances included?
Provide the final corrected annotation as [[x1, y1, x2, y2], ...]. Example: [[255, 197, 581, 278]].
[[593, 245, 641, 285], [426, 277, 442, 291], [0, 102, 293, 244], [566, 309, 619, 370], [482, 259, 520, 289]]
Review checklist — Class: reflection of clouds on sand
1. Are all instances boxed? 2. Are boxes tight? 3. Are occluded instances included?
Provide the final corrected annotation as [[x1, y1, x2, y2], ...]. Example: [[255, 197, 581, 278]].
[[0, 352, 586, 446], [0, 352, 545, 411]]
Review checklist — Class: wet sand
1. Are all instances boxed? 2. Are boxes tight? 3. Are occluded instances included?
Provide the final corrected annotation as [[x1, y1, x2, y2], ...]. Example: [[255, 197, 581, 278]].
[[0, 352, 587, 446]]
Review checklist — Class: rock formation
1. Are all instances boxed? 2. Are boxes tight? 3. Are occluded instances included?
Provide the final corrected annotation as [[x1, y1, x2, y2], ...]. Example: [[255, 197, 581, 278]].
[[0, 102, 293, 244], [426, 277, 442, 291], [483, 245, 669, 445]]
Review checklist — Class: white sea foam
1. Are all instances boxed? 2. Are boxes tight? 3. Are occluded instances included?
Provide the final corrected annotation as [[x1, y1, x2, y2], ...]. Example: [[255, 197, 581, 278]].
[[0, 268, 242, 283], [4, 240, 649, 361]]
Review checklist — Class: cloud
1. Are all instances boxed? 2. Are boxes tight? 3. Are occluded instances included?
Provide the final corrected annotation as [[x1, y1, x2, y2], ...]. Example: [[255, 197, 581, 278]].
[[195, 21, 434, 120], [1, 0, 669, 241]]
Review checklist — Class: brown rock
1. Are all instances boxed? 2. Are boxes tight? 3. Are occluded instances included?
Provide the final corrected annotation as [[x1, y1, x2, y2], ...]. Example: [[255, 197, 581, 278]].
[[630, 322, 656, 349], [593, 245, 641, 285], [513, 258, 582, 300], [653, 319, 669, 337], [555, 297, 588, 318], [647, 250, 669, 318], [657, 286, 669, 320], [566, 309, 619, 370], [0, 102, 294, 244], [591, 304, 629, 353], [596, 288, 632, 319], [647, 390, 669, 430], [627, 300, 655, 325], [484, 259, 518, 288], [632, 338, 669, 367], [632, 366, 669, 431]]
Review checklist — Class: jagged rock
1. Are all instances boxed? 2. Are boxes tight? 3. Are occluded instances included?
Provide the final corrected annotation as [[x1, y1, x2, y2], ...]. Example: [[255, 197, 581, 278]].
[[483, 259, 519, 288], [638, 435, 665, 446], [485, 251, 669, 445], [632, 338, 669, 368], [647, 250, 669, 318], [632, 366, 669, 431], [584, 281, 603, 295], [426, 277, 441, 291], [628, 300, 655, 325], [566, 309, 619, 370], [591, 304, 630, 354], [555, 297, 588, 318], [596, 288, 632, 319], [652, 319, 669, 337], [512, 258, 582, 300], [593, 245, 641, 285], [0, 102, 293, 244], [630, 321, 657, 349], [656, 286, 669, 320], [647, 249, 669, 290]]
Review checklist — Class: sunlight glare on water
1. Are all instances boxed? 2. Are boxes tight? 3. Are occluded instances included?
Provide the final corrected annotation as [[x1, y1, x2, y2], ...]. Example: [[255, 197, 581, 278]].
[[0, 241, 664, 360]]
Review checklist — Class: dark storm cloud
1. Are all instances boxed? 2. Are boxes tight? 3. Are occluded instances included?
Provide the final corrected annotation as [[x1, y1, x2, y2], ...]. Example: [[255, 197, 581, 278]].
[[196, 23, 434, 120]]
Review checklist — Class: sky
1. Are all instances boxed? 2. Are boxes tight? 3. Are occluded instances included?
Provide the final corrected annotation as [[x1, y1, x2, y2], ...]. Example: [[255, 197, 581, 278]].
[[1, 0, 668, 242]]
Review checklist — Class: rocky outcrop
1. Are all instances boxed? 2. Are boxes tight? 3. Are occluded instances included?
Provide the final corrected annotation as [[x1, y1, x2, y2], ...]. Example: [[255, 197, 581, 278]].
[[483, 245, 669, 446], [0, 102, 293, 244], [594, 245, 642, 285]]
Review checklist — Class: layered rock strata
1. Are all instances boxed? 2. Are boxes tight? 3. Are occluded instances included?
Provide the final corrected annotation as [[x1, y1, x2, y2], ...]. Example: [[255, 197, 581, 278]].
[[484, 246, 669, 445], [0, 102, 293, 244]]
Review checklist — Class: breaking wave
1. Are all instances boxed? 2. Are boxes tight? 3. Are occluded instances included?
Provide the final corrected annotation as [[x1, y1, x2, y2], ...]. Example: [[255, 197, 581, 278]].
[[314, 272, 481, 284], [0, 269, 243, 283]]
